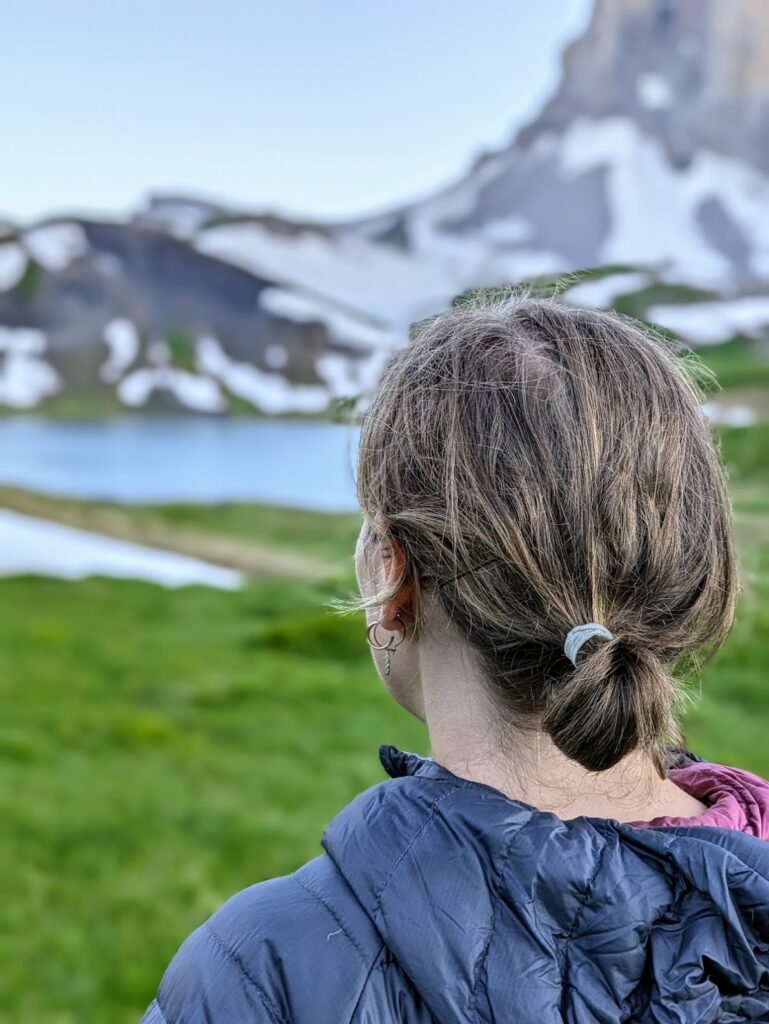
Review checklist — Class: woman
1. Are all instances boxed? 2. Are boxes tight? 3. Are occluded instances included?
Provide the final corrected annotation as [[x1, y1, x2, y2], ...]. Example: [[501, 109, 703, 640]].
[[143, 294, 769, 1023]]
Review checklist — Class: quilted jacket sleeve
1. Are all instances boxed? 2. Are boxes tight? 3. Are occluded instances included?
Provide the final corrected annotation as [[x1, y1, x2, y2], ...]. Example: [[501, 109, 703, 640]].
[[141, 856, 385, 1024], [142, 913, 282, 1023]]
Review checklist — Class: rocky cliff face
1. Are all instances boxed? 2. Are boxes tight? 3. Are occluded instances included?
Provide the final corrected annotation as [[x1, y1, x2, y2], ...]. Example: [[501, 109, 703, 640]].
[[519, 0, 769, 172], [399, 0, 769, 286], [2, 0, 769, 415]]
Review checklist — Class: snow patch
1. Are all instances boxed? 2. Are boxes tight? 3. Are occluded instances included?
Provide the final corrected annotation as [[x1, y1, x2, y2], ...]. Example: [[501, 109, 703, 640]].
[[198, 221, 462, 325], [118, 366, 226, 412], [636, 73, 673, 110], [558, 117, 769, 285], [564, 271, 651, 308], [315, 352, 360, 395], [23, 222, 87, 271], [259, 287, 397, 350], [700, 401, 757, 427], [0, 327, 46, 355], [197, 336, 329, 414], [648, 297, 769, 345], [0, 242, 27, 290], [197, 178, 567, 330], [0, 510, 242, 589], [481, 217, 534, 246], [101, 319, 140, 382], [0, 327, 60, 407]]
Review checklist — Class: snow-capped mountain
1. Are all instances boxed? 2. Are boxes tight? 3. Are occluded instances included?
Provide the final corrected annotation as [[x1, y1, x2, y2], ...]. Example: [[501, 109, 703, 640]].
[[2, 0, 769, 415]]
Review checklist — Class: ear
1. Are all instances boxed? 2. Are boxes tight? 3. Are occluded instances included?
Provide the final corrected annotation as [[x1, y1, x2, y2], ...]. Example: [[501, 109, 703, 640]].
[[378, 533, 414, 631]]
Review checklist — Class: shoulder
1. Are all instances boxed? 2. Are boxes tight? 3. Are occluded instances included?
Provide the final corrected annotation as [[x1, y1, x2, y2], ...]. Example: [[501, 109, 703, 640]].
[[143, 854, 385, 1024]]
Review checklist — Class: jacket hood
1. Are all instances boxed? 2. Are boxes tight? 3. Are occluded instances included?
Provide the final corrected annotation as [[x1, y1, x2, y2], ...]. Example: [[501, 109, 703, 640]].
[[321, 744, 769, 1022]]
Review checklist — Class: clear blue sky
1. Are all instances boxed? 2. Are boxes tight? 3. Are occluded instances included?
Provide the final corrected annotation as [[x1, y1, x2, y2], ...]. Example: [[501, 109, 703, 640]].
[[2, 0, 591, 224]]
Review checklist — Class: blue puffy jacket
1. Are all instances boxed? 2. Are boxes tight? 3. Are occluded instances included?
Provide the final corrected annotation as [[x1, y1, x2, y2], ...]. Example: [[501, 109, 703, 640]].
[[142, 743, 769, 1022]]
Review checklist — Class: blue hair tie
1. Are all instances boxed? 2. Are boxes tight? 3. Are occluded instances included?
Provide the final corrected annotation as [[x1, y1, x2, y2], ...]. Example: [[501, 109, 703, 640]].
[[564, 622, 614, 666]]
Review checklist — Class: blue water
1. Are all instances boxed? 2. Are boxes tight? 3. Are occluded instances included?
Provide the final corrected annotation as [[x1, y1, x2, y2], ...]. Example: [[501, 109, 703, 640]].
[[0, 416, 363, 512]]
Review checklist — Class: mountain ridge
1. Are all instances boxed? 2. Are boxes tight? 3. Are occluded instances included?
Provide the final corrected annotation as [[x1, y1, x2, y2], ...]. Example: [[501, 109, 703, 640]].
[[2, 0, 769, 415]]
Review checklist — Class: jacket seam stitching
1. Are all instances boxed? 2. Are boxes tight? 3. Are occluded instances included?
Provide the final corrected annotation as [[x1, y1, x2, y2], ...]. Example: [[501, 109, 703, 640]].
[[666, 833, 765, 895], [203, 921, 284, 1024], [557, 832, 610, 1022], [566, 833, 609, 940], [291, 872, 370, 965], [469, 810, 536, 1022], [345, 944, 389, 1024], [619, 906, 675, 1019], [373, 785, 460, 921]]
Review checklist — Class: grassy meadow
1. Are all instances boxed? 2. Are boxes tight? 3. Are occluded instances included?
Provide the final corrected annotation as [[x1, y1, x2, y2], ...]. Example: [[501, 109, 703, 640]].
[[1, 341, 768, 1021], [0, 509, 435, 1024]]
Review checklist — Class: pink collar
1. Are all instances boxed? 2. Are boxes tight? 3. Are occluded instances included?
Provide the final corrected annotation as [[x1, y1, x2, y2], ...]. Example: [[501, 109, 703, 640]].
[[627, 760, 769, 837]]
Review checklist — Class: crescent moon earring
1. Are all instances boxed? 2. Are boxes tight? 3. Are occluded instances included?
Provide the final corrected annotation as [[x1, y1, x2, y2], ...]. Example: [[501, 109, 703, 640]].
[[366, 614, 406, 675]]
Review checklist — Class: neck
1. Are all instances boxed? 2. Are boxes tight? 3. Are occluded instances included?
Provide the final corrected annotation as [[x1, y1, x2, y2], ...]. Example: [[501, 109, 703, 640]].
[[418, 616, 704, 823]]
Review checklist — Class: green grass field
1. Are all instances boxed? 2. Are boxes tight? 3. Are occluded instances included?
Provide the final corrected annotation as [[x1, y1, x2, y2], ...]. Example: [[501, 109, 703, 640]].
[[0, 503, 436, 1024], [0, 417, 767, 1023]]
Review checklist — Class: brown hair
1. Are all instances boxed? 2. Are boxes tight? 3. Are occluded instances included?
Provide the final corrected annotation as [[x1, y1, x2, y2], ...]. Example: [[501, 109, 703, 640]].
[[347, 289, 740, 776]]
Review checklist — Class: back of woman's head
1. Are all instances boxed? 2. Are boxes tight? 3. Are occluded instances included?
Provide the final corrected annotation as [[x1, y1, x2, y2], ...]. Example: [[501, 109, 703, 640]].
[[354, 290, 741, 777]]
